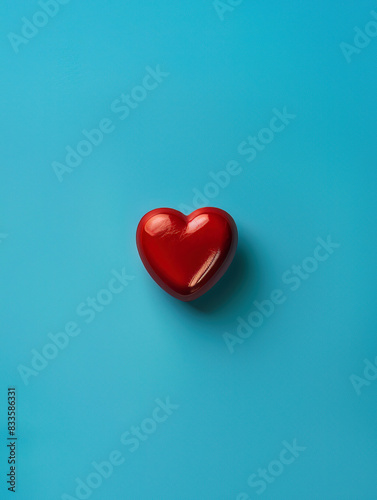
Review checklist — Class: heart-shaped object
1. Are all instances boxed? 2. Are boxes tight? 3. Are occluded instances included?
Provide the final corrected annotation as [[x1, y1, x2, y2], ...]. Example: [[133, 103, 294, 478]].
[[136, 207, 238, 301]]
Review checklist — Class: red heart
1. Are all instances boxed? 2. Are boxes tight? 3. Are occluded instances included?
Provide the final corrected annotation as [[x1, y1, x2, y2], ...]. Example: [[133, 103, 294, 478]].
[[136, 208, 238, 301]]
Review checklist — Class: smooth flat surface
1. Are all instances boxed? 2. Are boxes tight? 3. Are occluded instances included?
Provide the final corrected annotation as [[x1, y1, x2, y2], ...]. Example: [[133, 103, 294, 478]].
[[1, 1, 377, 499]]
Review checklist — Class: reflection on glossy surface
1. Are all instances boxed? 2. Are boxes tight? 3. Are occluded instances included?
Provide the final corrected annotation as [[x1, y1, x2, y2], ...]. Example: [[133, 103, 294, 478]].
[[185, 214, 209, 235], [136, 208, 238, 301], [145, 215, 175, 237], [188, 249, 220, 288]]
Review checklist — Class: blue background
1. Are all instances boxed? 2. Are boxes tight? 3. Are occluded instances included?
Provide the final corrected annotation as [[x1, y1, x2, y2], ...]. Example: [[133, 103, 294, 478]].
[[1, 1, 377, 498]]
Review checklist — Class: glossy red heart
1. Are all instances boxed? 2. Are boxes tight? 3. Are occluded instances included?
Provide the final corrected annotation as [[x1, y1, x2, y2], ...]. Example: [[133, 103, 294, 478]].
[[136, 207, 238, 301]]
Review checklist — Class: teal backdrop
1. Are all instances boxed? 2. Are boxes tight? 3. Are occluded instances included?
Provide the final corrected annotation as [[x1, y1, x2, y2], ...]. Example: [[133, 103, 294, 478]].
[[1, 1, 377, 499]]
